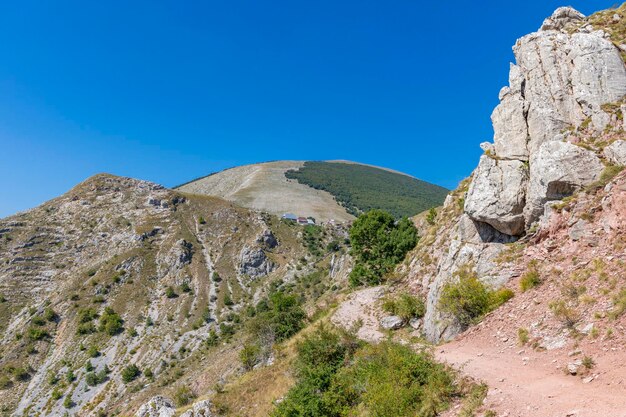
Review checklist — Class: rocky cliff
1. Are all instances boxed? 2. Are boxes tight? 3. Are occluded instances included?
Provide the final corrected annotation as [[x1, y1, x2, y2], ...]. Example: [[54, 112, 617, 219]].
[[404, 5, 626, 342]]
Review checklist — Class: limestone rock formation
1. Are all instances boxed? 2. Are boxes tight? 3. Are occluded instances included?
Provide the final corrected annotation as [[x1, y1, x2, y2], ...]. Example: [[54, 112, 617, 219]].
[[604, 140, 626, 166], [464, 156, 528, 236], [524, 141, 604, 224], [239, 245, 275, 279], [180, 399, 213, 417], [135, 396, 176, 417], [466, 5, 626, 233]]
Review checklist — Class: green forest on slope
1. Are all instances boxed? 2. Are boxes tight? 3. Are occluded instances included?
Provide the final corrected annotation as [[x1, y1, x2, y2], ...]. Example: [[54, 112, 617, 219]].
[[284, 162, 449, 218]]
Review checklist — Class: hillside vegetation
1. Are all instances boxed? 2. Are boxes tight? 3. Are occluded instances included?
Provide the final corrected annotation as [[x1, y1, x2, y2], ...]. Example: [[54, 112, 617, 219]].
[[284, 162, 448, 218]]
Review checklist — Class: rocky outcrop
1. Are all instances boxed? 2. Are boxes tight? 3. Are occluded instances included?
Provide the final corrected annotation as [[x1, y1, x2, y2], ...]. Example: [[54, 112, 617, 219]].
[[524, 141, 604, 223], [180, 399, 213, 417], [465, 6, 626, 234], [256, 229, 278, 249], [135, 396, 176, 417], [604, 140, 626, 166], [464, 156, 528, 236], [415, 6, 625, 342], [239, 246, 275, 279]]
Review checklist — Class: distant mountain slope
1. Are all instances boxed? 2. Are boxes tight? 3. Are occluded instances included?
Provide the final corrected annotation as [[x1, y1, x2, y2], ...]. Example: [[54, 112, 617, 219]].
[[176, 161, 448, 221], [176, 161, 353, 222], [285, 161, 449, 218]]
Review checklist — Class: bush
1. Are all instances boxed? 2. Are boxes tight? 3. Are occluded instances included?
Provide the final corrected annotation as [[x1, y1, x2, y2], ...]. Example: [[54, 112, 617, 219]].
[[518, 328, 529, 345], [165, 286, 178, 299], [63, 395, 74, 409], [439, 266, 513, 328], [549, 300, 579, 328], [520, 269, 541, 292], [87, 345, 100, 358], [121, 364, 140, 383], [13, 367, 31, 382], [85, 370, 107, 386], [99, 307, 124, 335], [43, 308, 58, 322], [0, 375, 12, 389], [223, 293, 234, 307], [382, 293, 425, 321], [78, 308, 98, 323], [239, 343, 261, 371], [173, 385, 196, 407], [27, 327, 49, 341], [248, 290, 306, 344], [273, 326, 457, 417], [348, 210, 418, 286], [77, 323, 96, 335], [206, 329, 219, 346]]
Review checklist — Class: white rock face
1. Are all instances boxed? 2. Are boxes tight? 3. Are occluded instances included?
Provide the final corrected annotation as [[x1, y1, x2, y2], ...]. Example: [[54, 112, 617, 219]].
[[135, 396, 176, 417], [380, 315, 404, 330], [604, 140, 626, 166], [465, 5, 626, 235], [423, 214, 516, 342], [180, 399, 213, 417], [464, 156, 528, 236], [525, 141, 603, 225], [492, 64, 529, 160]]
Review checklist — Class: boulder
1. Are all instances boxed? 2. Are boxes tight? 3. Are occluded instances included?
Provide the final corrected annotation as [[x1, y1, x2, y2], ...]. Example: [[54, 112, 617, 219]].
[[239, 246, 275, 279], [135, 396, 176, 417], [180, 400, 213, 417], [604, 140, 626, 166], [464, 156, 528, 236], [540, 6, 585, 31], [380, 315, 404, 330], [525, 141, 604, 227], [256, 229, 278, 248]]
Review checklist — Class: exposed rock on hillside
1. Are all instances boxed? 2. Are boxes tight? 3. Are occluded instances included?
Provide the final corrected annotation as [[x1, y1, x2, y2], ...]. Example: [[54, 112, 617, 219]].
[[405, 5, 626, 343], [0, 174, 322, 416]]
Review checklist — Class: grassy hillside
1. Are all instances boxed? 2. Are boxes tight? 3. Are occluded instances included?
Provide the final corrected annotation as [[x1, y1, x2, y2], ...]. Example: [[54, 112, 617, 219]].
[[284, 162, 449, 218]]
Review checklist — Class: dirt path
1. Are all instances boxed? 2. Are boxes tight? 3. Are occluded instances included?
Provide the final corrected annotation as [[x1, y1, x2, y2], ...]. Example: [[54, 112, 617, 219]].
[[437, 335, 626, 417], [332, 287, 626, 417]]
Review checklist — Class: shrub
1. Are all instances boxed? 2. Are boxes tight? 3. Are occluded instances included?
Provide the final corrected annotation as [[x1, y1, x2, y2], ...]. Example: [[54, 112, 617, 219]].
[[87, 345, 100, 358], [99, 307, 124, 335], [439, 265, 513, 328], [85, 361, 94, 372], [273, 326, 457, 417], [0, 375, 12, 389], [32, 315, 46, 326], [66, 370, 75, 383], [63, 395, 74, 408], [27, 327, 49, 341], [78, 308, 98, 323], [609, 288, 626, 319], [518, 328, 529, 345], [173, 385, 196, 407], [165, 286, 178, 299], [348, 210, 418, 286], [180, 281, 192, 293], [50, 388, 62, 400], [382, 293, 426, 321], [520, 269, 541, 292], [198, 216, 206, 224], [239, 343, 261, 371], [85, 371, 107, 386], [77, 322, 96, 335], [582, 355, 595, 370], [121, 364, 140, 383], [426, 207, 437, 225], [13, 367, 30, 382], [549, 300, 580, 328], [43, 308, 58, 322], [206, 329, 219, 346], [248, 290, 306, 344], [223, 293, 234, 307]]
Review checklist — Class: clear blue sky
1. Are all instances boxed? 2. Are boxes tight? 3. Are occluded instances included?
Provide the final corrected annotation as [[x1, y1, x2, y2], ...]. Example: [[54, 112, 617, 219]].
[[0, 0, 617, 217]]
